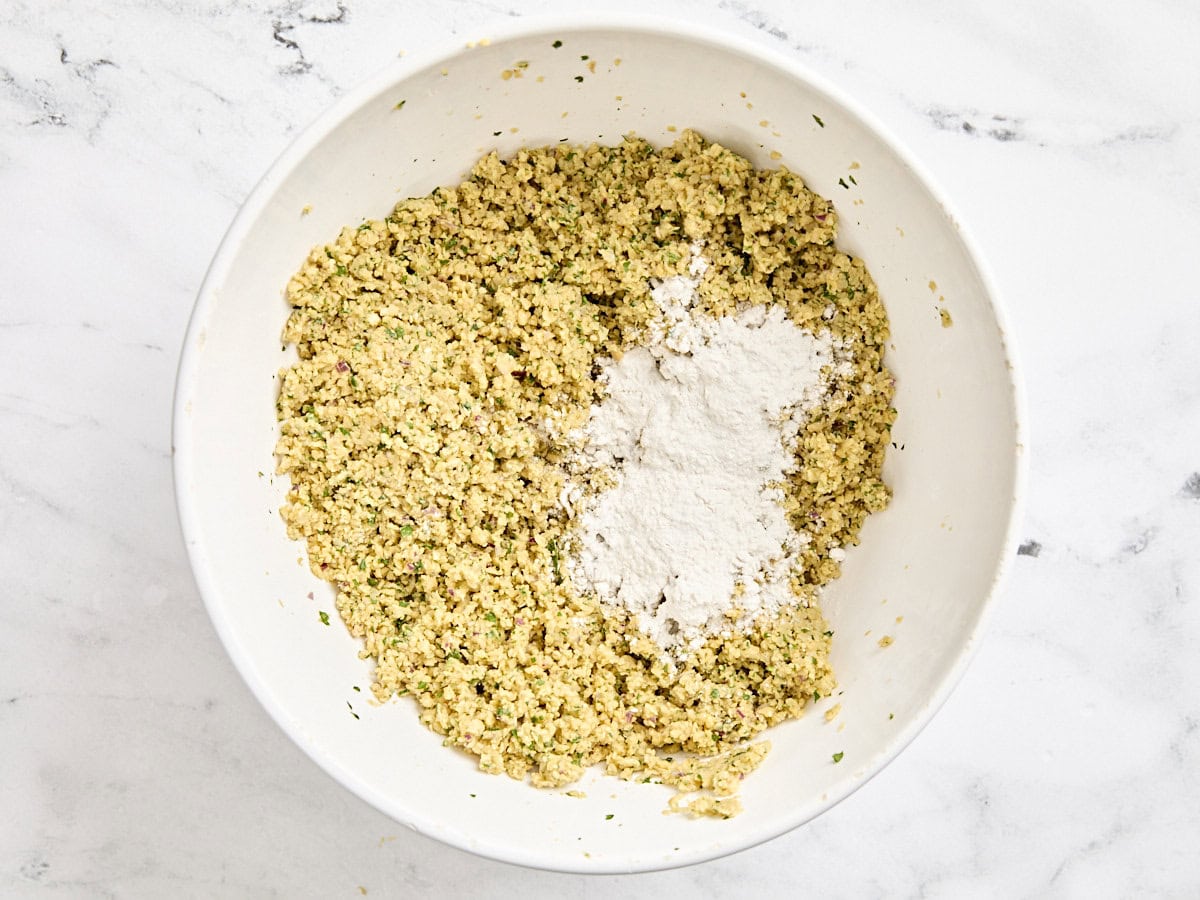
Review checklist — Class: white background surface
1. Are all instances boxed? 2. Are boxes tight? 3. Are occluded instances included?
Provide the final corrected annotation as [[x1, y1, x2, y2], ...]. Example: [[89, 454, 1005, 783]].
[[2, 1, 1198, 896]]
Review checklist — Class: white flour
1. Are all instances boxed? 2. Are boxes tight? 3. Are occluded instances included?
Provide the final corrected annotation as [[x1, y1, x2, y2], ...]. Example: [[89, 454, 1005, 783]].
[[566, 250, 846, 657]]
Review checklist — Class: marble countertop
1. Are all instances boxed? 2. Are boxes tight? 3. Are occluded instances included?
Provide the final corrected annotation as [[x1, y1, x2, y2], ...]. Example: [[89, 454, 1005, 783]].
[[3, 0, 1198, 896]]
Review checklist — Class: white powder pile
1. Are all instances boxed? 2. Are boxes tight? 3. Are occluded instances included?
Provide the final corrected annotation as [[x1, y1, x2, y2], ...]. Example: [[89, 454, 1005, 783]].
[[566, 252, 846, 657]]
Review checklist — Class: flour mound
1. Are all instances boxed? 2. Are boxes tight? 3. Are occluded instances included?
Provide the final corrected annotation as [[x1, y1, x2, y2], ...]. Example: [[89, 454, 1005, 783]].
[[566, 254, 845, 657]]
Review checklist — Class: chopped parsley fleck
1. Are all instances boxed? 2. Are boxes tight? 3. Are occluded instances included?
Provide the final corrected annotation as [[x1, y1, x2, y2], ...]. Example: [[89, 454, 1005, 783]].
[[319, 611, 331, 626], [832, 751, 844, 763], [394, 100, 406, 110]]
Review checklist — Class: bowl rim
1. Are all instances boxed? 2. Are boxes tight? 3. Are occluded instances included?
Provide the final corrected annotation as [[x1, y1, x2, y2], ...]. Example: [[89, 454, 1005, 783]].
[[173, 11, 1028, 874]]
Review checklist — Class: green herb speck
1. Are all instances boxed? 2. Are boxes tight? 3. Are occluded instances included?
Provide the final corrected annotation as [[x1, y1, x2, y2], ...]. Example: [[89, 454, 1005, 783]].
[[813, 113, 825, 127], [832, 751, 844, 763], [319, 611, 331, 626]]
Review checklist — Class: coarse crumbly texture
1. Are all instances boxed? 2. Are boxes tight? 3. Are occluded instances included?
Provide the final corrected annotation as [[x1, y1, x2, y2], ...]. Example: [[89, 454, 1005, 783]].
[[274, 131, 895, 816]]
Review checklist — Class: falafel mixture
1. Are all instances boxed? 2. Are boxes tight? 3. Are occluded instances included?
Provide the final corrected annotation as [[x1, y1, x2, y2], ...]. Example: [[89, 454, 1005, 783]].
[[274, 131, 894, 817]]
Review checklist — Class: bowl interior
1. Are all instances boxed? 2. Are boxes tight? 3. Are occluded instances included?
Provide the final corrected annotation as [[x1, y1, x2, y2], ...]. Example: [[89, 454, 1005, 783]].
[[175, 19, 1021, 873]]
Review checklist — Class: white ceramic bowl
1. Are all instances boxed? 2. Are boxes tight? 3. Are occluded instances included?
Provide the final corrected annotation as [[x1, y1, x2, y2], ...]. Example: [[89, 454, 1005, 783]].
[[174, 15, 1024, 873]]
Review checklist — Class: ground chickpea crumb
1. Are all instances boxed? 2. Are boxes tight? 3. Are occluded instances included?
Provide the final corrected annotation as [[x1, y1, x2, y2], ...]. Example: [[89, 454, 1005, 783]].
[[275, 131, 894, 818]]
